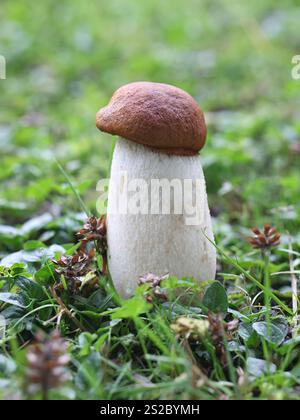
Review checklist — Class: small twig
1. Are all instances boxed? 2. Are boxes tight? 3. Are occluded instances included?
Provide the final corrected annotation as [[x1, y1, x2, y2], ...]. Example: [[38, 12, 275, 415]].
[[42, 310, 64, 327], [57, 310, 64, 328]]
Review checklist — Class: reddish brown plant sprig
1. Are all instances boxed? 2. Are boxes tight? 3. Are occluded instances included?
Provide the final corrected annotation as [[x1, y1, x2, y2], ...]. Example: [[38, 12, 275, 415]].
[[26, 330, 70, 400], [54, 249, 95, 278], [77, 215, 107, 274], [207, 314, 238, 367], [77, 215, 107, 255], [248, 224, 281, 250], [138, 273, 169, 303], [53, 249, 95, 294], [53, 216, 107, 295]]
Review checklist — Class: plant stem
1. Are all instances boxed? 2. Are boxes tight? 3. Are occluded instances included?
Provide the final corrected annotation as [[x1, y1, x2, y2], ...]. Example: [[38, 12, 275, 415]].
[[288, 237, 298, 335], [220, 323, 241, 400], [263, 250, 271, 334], [262, 249, 272, 366]]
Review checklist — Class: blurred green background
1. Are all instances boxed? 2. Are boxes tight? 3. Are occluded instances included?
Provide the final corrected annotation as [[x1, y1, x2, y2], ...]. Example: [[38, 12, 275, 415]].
[[0, 0, 300, 254]]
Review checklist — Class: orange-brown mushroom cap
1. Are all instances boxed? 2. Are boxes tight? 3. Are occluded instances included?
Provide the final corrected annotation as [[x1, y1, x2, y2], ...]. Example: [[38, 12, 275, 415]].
[[96, 82, 207, 156]]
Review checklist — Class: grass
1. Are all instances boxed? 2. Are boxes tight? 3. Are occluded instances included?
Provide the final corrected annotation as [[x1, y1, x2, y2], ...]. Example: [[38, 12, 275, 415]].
[[1, 0, 300, 400]]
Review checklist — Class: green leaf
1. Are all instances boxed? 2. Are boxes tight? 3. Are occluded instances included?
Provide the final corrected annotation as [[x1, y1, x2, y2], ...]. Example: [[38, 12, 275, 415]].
[[228, 308, 250, 322], [0, 245, 65, 267], [0, 225, 20, 237], [247, 357, 276, 378], [252, 321, 287, 345], [238, 322, 253, 341], [162, 276, 197, 290], [23, 241, 46, 251], [78, 333, 98, 357], [0, 293, 26, 308], [95, 333, 109, 351], [0, 225, 23, 250], [20, 213, 53, 236], [111, 297, 152, 319], [35, 264, 55, 284], [0, 355, 16, 375], [203, 282, 228, 314], [238, 322, 258, 347], [15, 276, 46, 302], [277, 336, 300, 356]]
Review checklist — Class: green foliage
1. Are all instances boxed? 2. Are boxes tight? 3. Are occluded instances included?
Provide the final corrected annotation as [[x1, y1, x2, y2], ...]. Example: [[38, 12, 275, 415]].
[[111, 297, 152, 320], [203, 282, 228, 314]]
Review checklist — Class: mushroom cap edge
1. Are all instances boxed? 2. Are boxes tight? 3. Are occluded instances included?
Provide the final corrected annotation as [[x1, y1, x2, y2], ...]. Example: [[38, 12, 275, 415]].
[[96, 81, 207, 156]]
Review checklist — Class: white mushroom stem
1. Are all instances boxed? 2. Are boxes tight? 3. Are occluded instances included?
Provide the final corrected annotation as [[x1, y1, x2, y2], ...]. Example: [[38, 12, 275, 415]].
[[107, 138, 216, 298]]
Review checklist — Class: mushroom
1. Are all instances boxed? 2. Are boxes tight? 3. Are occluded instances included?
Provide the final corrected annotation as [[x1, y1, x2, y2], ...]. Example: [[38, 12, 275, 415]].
[[96, 82, 216, 298]]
